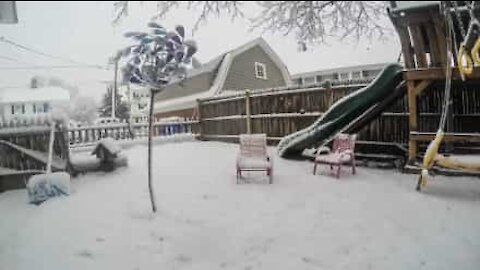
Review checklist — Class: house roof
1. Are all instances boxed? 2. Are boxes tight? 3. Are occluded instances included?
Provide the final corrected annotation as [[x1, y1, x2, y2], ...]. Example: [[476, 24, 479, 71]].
[[154, 37, 291, 114], [0, 87, 70, 103], [291, 62, 393, 79]]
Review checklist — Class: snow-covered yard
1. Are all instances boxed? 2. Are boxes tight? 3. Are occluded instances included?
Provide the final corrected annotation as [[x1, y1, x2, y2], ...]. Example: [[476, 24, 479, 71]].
[[1, 141, 480, 270]]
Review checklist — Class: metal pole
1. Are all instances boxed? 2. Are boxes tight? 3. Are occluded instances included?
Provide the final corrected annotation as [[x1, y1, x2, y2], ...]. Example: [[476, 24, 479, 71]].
[[112, 59, 118, 118], [148, 89, 157, 213]]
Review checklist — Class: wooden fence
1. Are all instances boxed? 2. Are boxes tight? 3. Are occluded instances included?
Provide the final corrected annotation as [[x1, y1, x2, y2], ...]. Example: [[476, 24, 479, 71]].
[[0, 124, 70, 161], [197, 81, 480, 157]]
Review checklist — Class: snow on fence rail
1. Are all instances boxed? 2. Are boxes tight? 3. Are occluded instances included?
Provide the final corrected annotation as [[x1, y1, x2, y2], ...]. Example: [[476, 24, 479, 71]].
[[68, 120, 199, 147]]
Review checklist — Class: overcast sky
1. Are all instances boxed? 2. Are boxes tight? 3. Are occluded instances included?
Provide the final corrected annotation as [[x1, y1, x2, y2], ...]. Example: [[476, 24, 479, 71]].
[[0, 1, 400, 101]]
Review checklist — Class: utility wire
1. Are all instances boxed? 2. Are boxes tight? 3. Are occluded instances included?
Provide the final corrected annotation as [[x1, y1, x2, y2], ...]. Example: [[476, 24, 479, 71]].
[[0, 55, 21, 62], [0, 65, 110, 70], [0, 36, 107, 69]]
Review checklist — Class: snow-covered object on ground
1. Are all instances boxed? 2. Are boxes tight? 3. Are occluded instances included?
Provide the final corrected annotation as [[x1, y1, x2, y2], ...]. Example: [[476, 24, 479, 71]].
[[26, 172, 70, 204], [92, 138, 122, 156]]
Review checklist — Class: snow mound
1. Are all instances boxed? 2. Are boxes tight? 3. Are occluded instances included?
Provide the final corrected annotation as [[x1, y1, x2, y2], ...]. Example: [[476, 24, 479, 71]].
[[27, 172, 71, 204]]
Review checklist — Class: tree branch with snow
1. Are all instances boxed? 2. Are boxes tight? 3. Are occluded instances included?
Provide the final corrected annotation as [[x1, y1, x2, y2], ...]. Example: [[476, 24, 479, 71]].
[[113, 1, 390, 49]]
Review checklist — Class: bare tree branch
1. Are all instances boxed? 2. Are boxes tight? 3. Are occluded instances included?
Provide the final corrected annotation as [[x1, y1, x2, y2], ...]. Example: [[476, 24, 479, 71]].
[[251, 1, 389, 48], [150, 1, 244, 33], [113, 1, 129, 24], [113, 1, 390, 48]]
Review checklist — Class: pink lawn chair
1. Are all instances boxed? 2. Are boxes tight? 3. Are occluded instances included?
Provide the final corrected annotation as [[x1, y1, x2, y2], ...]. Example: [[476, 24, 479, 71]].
[[236, 134, 273, 184], [313, 134, 357, 178]]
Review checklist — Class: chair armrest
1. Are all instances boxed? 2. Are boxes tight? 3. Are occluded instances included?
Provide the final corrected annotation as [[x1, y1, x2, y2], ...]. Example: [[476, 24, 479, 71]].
[[339, 150, 355, 159], [316, 146, 331, 156]]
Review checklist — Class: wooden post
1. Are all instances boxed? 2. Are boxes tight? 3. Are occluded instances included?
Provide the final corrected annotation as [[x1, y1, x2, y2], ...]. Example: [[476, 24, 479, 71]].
[[46, 122, 55, 173], [245, 90, 252, 134], [196, 99, 203, 139], [325, 80, 334, 107], [407, 81, 418, 163]]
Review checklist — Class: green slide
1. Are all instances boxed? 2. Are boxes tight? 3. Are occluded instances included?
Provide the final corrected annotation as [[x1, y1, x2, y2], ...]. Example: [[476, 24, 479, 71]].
[[277, 63, 404, 158]]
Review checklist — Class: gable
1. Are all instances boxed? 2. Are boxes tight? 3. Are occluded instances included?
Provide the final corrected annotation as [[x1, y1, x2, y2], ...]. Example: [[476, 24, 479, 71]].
[[222, 45, 287, 91]]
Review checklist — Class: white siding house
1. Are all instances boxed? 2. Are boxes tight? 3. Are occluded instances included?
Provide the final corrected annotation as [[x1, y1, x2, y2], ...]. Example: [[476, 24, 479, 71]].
[[0, 87, 70, 123], [121, 85, 150, 123], [291, 63, 392, 87]]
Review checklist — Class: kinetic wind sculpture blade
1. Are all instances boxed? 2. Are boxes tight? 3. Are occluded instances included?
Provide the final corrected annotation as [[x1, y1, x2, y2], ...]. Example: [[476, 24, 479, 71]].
[[121, 23, 197, 91]]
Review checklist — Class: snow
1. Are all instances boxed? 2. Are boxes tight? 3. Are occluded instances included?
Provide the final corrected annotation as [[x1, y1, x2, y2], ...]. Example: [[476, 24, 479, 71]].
[[1, 141, 480, 270]]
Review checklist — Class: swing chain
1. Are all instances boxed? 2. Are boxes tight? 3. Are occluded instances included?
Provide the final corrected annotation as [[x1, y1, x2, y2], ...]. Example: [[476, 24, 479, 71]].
[[451, 1, 467, 40]]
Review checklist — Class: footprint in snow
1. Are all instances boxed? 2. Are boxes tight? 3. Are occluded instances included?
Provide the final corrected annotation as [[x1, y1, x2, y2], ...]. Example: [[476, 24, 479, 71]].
[[175, 254, 192, 263], [76, 249, 94, 259]]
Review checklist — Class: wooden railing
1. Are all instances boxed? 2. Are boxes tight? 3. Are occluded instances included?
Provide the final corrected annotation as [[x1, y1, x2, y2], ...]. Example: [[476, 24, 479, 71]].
[[68, 120, 199, 146]]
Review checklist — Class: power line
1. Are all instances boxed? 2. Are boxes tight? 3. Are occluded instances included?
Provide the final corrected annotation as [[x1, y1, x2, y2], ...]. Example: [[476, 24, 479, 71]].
[[0, 65, 110, 70], [0, 54, 33, 65], [0, 55, 19, 62], [0, 36, 107, 69]]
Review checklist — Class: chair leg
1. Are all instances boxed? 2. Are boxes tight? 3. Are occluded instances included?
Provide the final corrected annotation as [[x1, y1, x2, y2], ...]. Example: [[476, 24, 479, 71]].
[[313, 162, 317, 175], [351, 159, 356, 175], [267, 168, 273, 184], [336, 164, 341, 179], [330, 165, 333, 170], [236, 169, 242, 184]]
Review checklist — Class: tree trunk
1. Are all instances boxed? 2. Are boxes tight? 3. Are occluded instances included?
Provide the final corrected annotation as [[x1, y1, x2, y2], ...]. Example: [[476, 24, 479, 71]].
[[148, 90, 157, 213]]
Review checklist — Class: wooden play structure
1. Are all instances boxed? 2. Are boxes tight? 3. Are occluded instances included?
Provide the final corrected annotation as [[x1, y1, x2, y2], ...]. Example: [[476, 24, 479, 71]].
[[389, 1, 480, 189]]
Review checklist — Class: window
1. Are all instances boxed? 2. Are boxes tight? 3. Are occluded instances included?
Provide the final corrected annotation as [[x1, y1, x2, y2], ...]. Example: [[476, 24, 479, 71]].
[[33, 104, 37, 113], [254, 62, 267, 80], [362, 69, 381, 79], [43, 103, 49, 113], [22, 104, 25, 114], [322, 74, 335, 81], [351, 71, 361, 79], [11, 105, 14, 115], [340, 72, 349, 80], [303, 77, 315, 85]]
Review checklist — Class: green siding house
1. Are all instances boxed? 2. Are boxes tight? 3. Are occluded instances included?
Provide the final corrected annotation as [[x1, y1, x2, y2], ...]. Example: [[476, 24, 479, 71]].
[[154, 38, 291, 118]]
